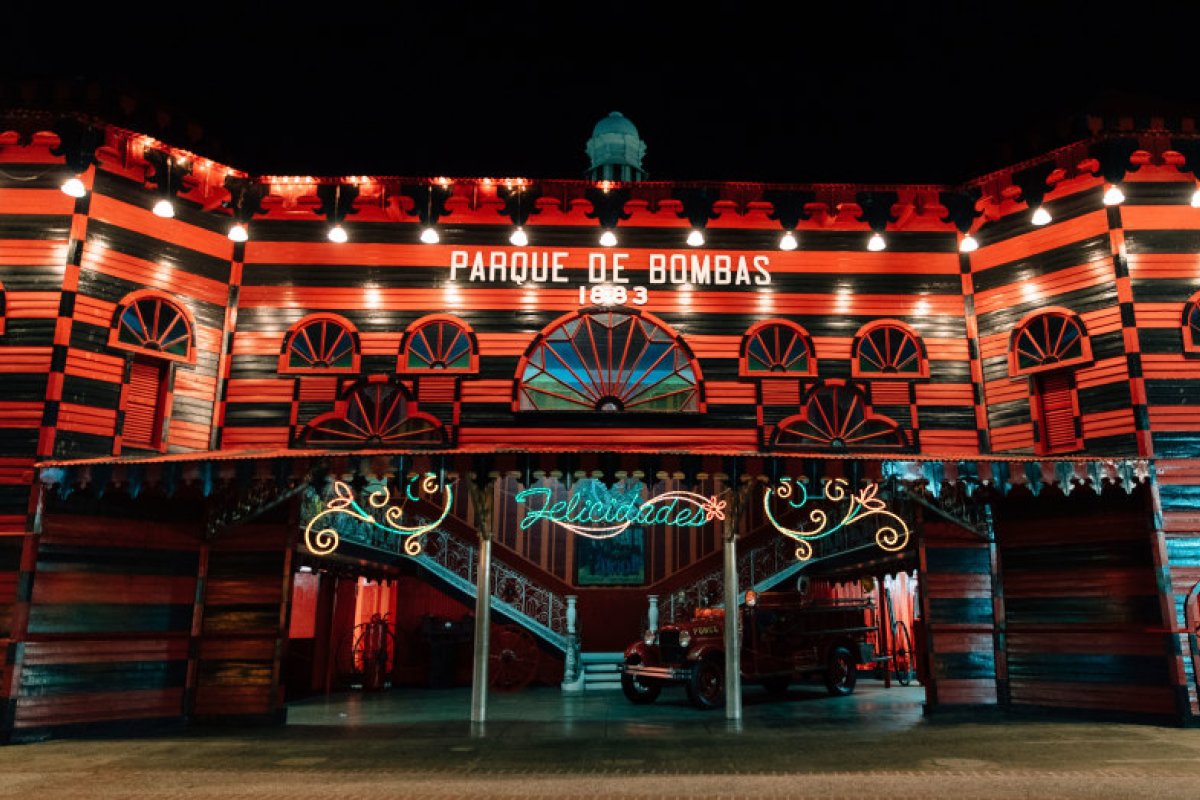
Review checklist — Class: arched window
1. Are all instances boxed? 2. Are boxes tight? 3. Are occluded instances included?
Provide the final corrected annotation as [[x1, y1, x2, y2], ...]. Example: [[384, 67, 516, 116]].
[[1009, 309, 1092, 375], [1009, 309, 1089, 454], [851, 321, 928, 378], [280, 314, 360, 373], [515, 309, 703, 412], [301, 377, 445, 448], [399, 314, 478, 373], [108, 291, 195, 363], [108, 292, 196, 452], [772, 382, 906, 450], [740, 319, 816, 376], [1183, 292, 1200, 354]]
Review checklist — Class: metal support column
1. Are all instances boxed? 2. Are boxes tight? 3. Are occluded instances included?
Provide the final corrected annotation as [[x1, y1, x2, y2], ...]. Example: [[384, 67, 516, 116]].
[[470, 534, 492, 724], [467, 473, 497, 729], [723, 531, 741, 721], [721, 474, 750, 723]]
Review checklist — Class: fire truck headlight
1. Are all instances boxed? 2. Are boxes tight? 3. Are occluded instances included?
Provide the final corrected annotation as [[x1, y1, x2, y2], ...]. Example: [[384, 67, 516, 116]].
[[678, 631, 691, 648], [643, 630, 656, 646]]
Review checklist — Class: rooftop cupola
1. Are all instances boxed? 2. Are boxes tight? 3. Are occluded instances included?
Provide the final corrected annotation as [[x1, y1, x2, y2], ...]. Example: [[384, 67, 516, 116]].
[[585, 111, 646, 182]]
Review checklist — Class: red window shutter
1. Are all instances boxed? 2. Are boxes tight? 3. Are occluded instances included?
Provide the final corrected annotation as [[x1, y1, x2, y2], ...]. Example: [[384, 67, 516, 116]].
[[418, 376, 457, 404], [298, 377, 338, 402], [870, 381, 909, 405], [124, 360, 164, 449], [1037, 372, 1077, 452], [760, 380, 799, 405]]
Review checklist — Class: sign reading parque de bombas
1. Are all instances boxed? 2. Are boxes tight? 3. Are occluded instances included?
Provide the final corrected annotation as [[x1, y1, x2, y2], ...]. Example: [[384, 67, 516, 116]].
[[449, 249, 772, 305]]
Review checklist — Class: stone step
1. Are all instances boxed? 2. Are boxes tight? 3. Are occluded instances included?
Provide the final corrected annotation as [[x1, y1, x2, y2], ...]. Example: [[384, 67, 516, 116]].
[[580, 652, 624, 691]]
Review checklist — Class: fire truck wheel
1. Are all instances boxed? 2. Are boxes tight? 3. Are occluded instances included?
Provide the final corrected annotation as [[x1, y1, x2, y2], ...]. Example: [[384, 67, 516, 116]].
[[621, 668, 662, 705], [824, 646, 857, 696], [686, 656, 725, 710]]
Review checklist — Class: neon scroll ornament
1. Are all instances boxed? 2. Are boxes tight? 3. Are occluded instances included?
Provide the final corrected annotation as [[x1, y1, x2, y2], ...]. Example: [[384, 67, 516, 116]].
[[516, 485, 726, 539], [762, 477, 909, 561], [304, 473, 453, 557]]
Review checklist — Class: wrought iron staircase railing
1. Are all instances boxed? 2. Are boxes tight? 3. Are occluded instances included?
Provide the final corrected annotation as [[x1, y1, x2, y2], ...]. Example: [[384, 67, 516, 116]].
[[298, 486, 569, 653], [657, 480, 927, 625]]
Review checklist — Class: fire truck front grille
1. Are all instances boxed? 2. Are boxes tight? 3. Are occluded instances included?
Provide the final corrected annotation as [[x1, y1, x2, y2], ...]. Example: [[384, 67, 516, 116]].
[[658, 630, 685, 663]]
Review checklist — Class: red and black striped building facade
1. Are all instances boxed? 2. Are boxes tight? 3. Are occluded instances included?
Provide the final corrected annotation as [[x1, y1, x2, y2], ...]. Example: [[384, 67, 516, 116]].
[[1, 113, 1200, 740]]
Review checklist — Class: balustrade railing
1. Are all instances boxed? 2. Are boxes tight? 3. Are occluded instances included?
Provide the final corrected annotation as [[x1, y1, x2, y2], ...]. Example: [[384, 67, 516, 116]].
[[299, 485, 568, 651], [659, 484, 920, 625]]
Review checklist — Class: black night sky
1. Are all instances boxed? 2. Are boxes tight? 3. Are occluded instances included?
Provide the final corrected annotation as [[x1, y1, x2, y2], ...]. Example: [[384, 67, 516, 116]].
[[4, 2, 1199, 184]]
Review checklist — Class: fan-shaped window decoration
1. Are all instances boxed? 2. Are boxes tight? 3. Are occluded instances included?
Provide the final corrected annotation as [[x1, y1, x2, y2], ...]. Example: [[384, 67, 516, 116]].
[[851, 321, 928, 378], [400, 314, 478, 373], [740, 319, 816, 376], [1009, 309, 1092, 375], [280, 314, 360, 373], [772, 382, 907, 450], [1183, 293, 1200, 353], [302, 378, 445, 448], [515, 309, 703, 412], [108, 291, 195, 363]]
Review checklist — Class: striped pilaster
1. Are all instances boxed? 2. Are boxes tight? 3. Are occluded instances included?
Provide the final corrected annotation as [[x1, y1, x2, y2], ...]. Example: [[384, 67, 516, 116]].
[[959, 249, 992, 453], [35, 168, 93, 461], [1105, 208, 1154, 458], [211, 252, 243, 450]]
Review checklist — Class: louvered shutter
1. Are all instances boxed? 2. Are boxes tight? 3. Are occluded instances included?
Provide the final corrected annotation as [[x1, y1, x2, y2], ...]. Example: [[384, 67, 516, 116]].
[[418, 376, 457, 403], [870, 381, 910, 406], [1037, 372, 1077, 453], [760, 380, 799, 406], [124, 360, 163, 449]]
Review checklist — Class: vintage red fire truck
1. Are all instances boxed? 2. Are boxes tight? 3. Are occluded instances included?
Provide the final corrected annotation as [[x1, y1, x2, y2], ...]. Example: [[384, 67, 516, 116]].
[[621, 591, 879, 709]]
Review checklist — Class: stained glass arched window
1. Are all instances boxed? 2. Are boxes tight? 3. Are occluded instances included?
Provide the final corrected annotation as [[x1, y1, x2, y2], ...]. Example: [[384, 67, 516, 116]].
[[515, 309, 703, 412], [108, 291, 195, 363], [851, 321, 927, 378], [773, 382, 907, 450], [400, 314, 478, 373], [280, 314, 360, 373], [302, 378, 445, 448], [1183, 293, 1200, 353], [1009, 309, 1091, 375], [740, 319, 816, 376]]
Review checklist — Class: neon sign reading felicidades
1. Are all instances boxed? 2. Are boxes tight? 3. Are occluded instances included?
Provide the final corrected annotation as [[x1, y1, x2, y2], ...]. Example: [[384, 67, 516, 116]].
[[516, 486, 726, 539], [304, 474, 453, 557], [763, 477, 909, 561]]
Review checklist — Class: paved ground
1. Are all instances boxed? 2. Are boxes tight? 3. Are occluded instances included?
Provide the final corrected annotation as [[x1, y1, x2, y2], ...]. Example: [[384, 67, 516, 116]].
[[2, 682, 1199, 798]]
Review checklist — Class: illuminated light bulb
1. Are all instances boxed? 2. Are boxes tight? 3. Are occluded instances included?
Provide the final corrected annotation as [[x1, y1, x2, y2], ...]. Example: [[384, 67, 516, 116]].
[[686, 229, 705, 247], [152, 198, 175, 218], [1102, 184, 1125, 206], [327, 224, 348, 243], [420, 227, 440, 244], [227, 222, 249, 243], [1190, 188, 1200, 208], [61, 176, 86, 198], [867, 232, 886, 251], [510, 227, 529, 247], [778, 231, 798, 251], [599, 229, 618, 247], [1031, 206, 1052, 226], [959, 234, 979, 253]]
